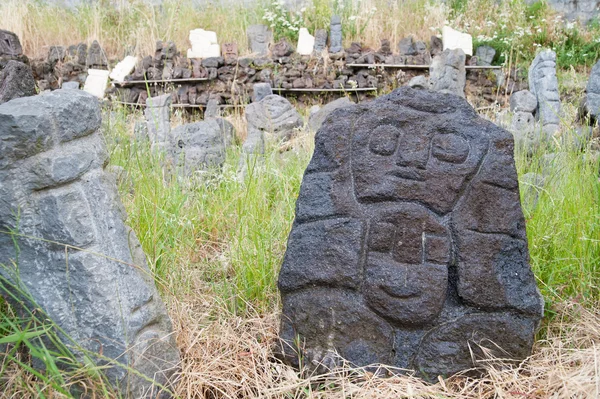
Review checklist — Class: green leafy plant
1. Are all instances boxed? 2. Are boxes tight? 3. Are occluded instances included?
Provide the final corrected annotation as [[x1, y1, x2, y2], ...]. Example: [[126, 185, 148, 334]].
[[261, 0, 303, 43]]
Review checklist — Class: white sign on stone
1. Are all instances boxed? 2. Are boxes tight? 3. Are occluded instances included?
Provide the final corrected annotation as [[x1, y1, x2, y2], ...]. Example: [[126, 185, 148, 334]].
[[83, 69, 110, 99], [442, 26, 473, 56], [187, 29, 221, 59], [296, 28, 315, 56], [109, 56, 138, 83]]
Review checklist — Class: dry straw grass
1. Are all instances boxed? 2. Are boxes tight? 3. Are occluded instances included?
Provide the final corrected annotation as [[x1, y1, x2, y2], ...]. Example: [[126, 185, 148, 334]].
[[0, 0, 449, 60], [170, 297, 600, 399]]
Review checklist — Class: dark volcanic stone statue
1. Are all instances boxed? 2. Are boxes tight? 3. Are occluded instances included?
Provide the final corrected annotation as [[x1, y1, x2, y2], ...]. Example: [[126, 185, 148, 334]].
[[277, 87, 544, 380]]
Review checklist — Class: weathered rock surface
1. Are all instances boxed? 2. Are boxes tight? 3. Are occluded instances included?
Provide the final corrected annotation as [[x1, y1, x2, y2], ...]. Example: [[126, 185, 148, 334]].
[[429, 48, 466, 97], [0, 90, 179, 397], [252, 82, 273, 103], [308, 97, 352, 132], [247, 25, 272, 56], [62, 81, 80, 90], [271, 39, 294, 58], [277, 87, 543, 380], [579, 58, 600, 123], [408, 75, 428, 89], [171, 118, 235, 175], [329, 15, 343, 54], [245, 94, 302, 140], [510, 90, 538, 113], [0, 60, 36, 104], [430, 35, 443, 57], [0, 29, 23, 57], [396, 36, 431, 65], [475, 45, 495, 66], [314, 29, 328, 54], [0, 30, 29, 70], [144, 93, 172, 148], [529, 50, 561, 135]]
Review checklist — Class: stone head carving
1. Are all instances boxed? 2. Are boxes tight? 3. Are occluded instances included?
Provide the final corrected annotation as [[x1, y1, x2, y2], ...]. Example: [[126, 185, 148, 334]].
[[350, 105, 487, 214], [222, 42, 238, 58], [364, 204, 449, 325]]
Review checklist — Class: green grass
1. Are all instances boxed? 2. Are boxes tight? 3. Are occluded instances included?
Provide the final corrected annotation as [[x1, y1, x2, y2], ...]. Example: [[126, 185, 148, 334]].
[[0, 272, 120, 398], [516, 130, 600, 310], [103, 103, 600, 316], [104, 107, 311, 314], [1, 101, 599, 397], [1, 0, 600, 396]]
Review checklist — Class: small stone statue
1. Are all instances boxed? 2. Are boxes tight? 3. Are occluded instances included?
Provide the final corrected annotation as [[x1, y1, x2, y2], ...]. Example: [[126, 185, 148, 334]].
[[329, 15, 343, 54]]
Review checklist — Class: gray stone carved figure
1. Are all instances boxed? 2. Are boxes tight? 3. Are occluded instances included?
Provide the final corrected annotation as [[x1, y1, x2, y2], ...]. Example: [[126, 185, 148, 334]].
[[329, 15, 343, 54], [277, 87, 544, 380], [247, 25, 272, 56], [529, 50, 561, 135], [475, 45, 496, 66], [429, 48, 466, 98], [314, 29, 328, 54], [144, 93, 172, 152], [0, 30, 28, 70], [170, 118, 235, 176], [86, 40, 108, 68], [0, 90, 180, 397], [579, 58, 600, 123]]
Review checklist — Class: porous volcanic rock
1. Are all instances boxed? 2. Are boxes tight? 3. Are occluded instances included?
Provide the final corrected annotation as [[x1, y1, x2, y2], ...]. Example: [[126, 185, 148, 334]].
[[245, 94, 302, 140], [171, 118, 235, 175], [308, 97, 352, 132], [429, 48, 466, 97], [0, 60, 36, 104], [277, 87, 544, 380]]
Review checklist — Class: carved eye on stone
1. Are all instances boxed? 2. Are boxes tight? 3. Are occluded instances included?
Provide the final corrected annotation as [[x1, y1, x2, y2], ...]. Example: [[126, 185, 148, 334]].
[[368, 125, 402, 156], [431, 134, 469, 164]]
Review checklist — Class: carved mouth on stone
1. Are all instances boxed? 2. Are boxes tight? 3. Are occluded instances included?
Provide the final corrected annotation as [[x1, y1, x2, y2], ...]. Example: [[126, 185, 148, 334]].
[[380, 284, 420, 298], [386, 169, 424, 181]]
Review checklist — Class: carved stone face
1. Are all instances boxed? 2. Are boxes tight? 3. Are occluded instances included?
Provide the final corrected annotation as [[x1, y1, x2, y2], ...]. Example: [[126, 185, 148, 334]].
[[350, 106, 487, 214], [255, 32, 266, 43], [222, 43, 238, 57], [363, 204, 450, 325]]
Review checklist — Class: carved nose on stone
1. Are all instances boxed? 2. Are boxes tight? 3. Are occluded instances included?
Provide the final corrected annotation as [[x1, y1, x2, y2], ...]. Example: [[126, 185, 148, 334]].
[[395, 149, 429, 169]]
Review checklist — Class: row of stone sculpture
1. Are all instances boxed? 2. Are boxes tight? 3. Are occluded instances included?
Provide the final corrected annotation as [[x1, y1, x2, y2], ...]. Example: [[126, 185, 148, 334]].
[[1, 21, 499, 108], [1, 45, 598, 399]]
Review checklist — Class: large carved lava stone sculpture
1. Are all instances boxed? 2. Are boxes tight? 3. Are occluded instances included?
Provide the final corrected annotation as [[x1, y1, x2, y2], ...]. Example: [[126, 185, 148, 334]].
[[277, 87, 544, 380]]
